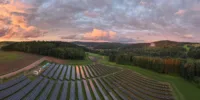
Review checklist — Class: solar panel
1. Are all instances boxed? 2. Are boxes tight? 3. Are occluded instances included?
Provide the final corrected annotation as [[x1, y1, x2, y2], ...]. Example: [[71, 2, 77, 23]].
[[49, 81, 62, 100], [0, 75, 26, 91], [69, 81, 76, 100], [59, 65, 67, 80], [38, 80, 55, 100], [0, 79, 31, 99], [53, 65, 63, 79], [59, 81, 69, 100]]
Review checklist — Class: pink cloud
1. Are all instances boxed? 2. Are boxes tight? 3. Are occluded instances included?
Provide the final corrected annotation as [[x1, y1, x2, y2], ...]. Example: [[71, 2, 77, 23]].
[[0, 0, 44, 40], [140, 1, 147, 6], [83, 29, 116, 41], [183, 34, 193, 39], [175, 9, 186, 16]]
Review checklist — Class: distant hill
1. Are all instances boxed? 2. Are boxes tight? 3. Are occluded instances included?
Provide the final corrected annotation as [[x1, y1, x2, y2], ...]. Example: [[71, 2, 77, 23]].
[[72, 41, 127, 49], [120, 40, 188, 50], [72, 40, 197, 50], [153, 40, 185, 47]]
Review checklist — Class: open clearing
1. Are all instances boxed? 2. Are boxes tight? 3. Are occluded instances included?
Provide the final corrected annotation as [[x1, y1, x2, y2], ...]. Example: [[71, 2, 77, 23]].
[[0, 51, 42, 76], [0, 63, 174, 100]]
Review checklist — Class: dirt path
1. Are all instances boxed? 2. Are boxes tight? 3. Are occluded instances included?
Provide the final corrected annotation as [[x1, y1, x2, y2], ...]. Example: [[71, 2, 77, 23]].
[[0, 56, 71, 79], [0, 57, 46, 79]]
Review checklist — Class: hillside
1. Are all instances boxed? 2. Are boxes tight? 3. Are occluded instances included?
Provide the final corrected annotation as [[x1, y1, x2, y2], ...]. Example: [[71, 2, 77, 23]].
[[72, 41, 126, 49]]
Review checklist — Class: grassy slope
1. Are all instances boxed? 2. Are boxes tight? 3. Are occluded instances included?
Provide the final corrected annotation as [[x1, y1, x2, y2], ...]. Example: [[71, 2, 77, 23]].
[[183, 45, 190, 52], [89, 53, 200, 100]]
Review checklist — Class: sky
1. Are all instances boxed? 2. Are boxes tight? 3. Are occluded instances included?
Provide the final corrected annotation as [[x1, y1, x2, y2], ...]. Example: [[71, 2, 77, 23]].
[[0, 0, 200, 43]]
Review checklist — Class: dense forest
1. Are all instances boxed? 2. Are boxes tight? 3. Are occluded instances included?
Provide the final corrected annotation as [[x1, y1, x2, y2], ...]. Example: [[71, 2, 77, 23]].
[[1, 41, 86, 60], [107, 41, 200, 82]]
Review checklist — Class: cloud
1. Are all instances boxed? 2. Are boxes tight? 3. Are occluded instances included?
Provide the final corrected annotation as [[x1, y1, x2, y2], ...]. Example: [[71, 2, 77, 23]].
[[183, 34, 193, 39], [175, 9, 187, 16], [84, 11, 99, 18], [1, 0, 200, 43], [0, 0, 44, 40], [191, 3, 200, 11], [82, 28, 134, 42], [140, 1, 147, 6], [83, 29, 116, 41]]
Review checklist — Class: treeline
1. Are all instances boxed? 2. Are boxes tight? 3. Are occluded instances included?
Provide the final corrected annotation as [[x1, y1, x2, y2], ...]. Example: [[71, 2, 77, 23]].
[[119, 47, 187, 58], [109, 53, 200, 82], [188, 47, 200, 59], [2, 41, 86, 60]]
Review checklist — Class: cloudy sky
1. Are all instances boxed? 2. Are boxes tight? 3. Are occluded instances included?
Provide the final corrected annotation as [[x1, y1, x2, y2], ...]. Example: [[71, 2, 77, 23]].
[[0, 0, 200, 43]]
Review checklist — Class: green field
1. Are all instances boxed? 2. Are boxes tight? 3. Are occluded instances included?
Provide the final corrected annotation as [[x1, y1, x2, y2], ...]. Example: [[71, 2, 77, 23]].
[[0, 51, 24, 62], [88, 53, 200, 100], [183, 45, 190, 52]]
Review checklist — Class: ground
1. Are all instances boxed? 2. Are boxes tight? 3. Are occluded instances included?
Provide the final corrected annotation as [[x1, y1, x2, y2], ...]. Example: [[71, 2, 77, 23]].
[[0, 51, 42, 76], [0, 51, 92, 77], [88, 53, 200, 100]]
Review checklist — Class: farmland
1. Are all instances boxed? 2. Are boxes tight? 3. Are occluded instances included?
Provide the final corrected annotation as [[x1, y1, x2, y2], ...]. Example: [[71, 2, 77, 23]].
[[0, 63, 174, 100], [0, 51, 42, 75]]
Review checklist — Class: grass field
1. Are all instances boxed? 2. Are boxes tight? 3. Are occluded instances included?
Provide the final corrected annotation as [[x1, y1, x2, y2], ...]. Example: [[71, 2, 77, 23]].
[[88, 53, 200, 100], [0, 51, 42, 76], [183, 45, 190, 52]]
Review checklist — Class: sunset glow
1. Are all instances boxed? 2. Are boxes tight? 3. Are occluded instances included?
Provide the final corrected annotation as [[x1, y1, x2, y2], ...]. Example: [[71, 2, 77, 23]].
[[0, 0, 200, 43]]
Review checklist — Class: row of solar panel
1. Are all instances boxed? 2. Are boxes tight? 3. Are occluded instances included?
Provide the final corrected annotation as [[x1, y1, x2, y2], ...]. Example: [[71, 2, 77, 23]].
[[0, 76, 123, 100], [42, 63, 120, 80]]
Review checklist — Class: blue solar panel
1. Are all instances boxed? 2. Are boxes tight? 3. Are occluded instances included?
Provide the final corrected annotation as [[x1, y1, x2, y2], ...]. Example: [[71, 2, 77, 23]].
[[42, 63, 55, 76], [0, 75, 26, 91], [49, 81, 62, 100], [38, 80, 55, 100], [71, 66, 76, 80], [86, 66, 94, 77], [23, 78, 48, 100], [47, 64, 59, 78], [69, 81, 76, 100], [0, 78, 31, 99], [59, 65, 67, 80], [93, 79, 109, 100], [60, 81, 69, 100], [53, 65, 63, 79], [6, 77, 43, 100], [77, 81, 84, 100], [88, 79, 100, 100], [83, 80, 92, 100], [83, 66, 89, 78], [66, 65, 71, 80]]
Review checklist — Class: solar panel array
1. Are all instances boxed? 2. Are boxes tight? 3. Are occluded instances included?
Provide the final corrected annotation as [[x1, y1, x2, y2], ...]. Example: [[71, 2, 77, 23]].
[[0, 63, 174, 100], [42, 64, 120, 80]]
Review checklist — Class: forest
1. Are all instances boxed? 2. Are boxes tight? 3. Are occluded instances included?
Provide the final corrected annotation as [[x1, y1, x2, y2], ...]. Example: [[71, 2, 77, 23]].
[[80, 41, 199, 82], [1, 41, 86, 60]]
